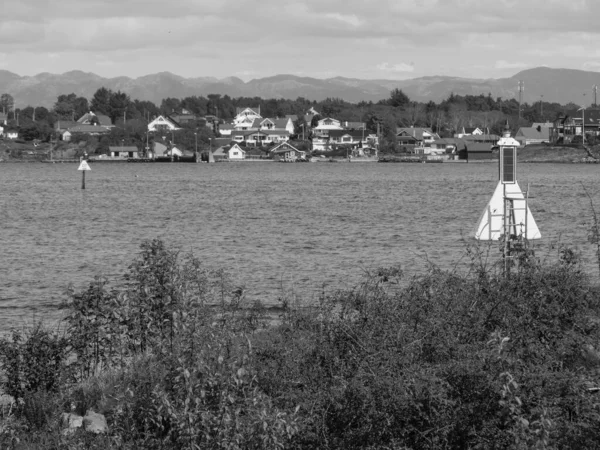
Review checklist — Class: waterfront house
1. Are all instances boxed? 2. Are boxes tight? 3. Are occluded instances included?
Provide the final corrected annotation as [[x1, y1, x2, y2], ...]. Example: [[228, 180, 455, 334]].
[[312, 118, 344, 150], [148, 115, 181, 132], [466, 142, 493, 161], [515, 126, 550, 146], [396, 127, 439, 153], [108, 146, 140, 159], [271, 142, 306, 161], [227, 143, 246, 160], [550, 109, 600, 143], [230, 130, 290, 146], [327, 129, 378, 152]]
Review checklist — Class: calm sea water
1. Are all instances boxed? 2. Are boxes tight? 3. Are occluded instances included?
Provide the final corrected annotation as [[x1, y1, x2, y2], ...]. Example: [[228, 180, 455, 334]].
[[1, 161, 598, 330]]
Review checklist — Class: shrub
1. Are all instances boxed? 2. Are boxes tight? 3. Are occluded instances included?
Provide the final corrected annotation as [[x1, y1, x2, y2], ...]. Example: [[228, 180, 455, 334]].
[[0, 322, 68, 402]]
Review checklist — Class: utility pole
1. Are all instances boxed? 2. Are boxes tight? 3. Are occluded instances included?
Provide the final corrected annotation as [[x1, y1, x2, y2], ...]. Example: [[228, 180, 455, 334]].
[[518, 81, 524, 121], [594, 85, 598, 107]]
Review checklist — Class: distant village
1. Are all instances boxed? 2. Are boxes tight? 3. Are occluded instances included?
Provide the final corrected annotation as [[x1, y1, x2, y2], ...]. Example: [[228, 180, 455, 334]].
[[0, 91, 597, 162]]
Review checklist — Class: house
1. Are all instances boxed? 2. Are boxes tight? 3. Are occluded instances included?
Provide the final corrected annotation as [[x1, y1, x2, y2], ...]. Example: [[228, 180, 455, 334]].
[[108, 146, 140, 159], [55, 120, 78, 133], [396, 127, 439, 151], [212, 146, 227, 161], [249, 118, 295, 135], [466, 142, 493, 161], [314, 117, 342, 132], [461, 134, 500, 145], [431, 138, 467, 158], [230, 130, 290, 146], [455, 126, 488, 138], [234, 107, 262, 125], [4, 129, 18, 139], [62, 124, 111, 141], [153, 142, 168, 157], [147, 115, 181, 132], [78, 112, 113, 127], [326, 129, 378, 152], [551, 109, 600, 143], [271, 142, 306, 162], [0, 112, 7, 135], [515, 126, 550, 146], [218, 123, 234, 136], [168, 146, 184, 157], [227, 143, 246, 160], [169, 112, 197, 125]]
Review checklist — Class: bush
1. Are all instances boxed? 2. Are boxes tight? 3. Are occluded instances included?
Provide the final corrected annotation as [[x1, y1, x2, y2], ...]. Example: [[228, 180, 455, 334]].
[[3, 238, 600, 448], [0, 323, 68, 402]]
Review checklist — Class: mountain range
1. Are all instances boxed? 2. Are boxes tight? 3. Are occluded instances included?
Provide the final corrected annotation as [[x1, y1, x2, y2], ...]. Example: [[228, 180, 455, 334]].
[[1, 67, 599, 109]]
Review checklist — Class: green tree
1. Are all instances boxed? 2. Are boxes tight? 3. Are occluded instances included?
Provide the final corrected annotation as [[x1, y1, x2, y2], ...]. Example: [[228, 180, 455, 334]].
[[388, 88, 410, 108], [0, 93, 14, 114], [90, 87, 112, 116]]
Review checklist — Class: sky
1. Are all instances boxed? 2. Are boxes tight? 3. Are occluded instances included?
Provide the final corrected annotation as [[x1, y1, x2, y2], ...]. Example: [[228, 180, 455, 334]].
[[1, 0, 599, 81]]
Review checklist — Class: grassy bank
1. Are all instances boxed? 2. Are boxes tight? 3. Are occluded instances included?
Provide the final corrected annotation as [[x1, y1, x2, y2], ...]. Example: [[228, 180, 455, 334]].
[[518, 144, 600, 163], [1, 237, 600, 449]]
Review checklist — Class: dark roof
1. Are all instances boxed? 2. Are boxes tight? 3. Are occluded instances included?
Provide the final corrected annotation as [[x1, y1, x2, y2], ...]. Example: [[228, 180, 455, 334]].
[[465, 142, 492, 152], [55, 120, 78, 130], [77, 112, 112, 127], [396, 127, 436, 140], [271, 142, 301, 153], [109, 146, 139, 152], [516, 127, 550, 140], [462, 134, 499, 141], [67, 125, 111, 134]]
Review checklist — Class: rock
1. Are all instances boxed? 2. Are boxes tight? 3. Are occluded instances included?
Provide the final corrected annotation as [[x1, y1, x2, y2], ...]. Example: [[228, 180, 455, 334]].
[[83, 409, 108, 434], [61, 412, 83, 435]]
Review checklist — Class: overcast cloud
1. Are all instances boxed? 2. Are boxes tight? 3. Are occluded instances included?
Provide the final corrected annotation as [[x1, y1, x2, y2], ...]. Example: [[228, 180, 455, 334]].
[[0, 0, 598, 80]]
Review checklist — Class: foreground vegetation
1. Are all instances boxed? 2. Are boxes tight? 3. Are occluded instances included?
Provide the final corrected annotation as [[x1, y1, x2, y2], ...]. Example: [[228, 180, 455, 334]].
[[1, 237, 600, 449]]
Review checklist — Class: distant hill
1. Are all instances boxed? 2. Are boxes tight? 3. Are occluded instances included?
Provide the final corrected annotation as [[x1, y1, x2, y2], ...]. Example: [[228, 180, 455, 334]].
[[1, 67, 599, 108]]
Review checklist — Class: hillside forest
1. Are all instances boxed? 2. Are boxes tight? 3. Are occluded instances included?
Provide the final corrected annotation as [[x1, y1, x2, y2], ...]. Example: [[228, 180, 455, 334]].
[[0, 87, 583, 154]]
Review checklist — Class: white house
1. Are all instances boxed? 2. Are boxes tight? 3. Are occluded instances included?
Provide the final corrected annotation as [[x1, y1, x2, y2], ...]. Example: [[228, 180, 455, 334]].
[[314, 117, 342, 132], [227, 143, 246, 160], [148, 115, 181, 132], [249, 118, 295, 135], [233, 107, 262, 125], [455, 127, 488, 138]]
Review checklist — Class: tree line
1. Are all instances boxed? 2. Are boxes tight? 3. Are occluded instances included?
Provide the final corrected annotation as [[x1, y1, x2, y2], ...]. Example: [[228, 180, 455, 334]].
[[0, 87, 579, 152]]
